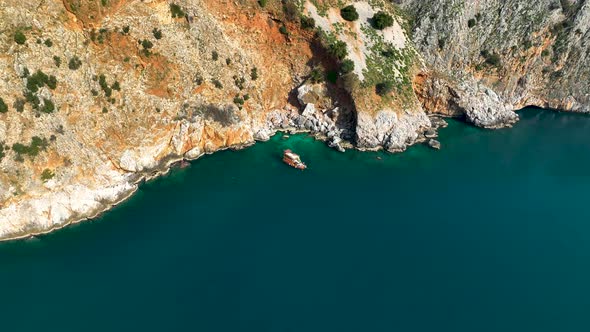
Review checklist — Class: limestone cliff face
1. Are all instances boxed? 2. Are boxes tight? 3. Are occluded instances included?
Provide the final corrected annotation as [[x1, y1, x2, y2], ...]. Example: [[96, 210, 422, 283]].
[[403, 0, 590, 124], [0, 0, 307, 239], [0, 0, 588, 240]]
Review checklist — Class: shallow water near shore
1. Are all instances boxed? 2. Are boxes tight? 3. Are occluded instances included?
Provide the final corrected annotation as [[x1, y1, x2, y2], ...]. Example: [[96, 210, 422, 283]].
[[1, 108, 590, 331]]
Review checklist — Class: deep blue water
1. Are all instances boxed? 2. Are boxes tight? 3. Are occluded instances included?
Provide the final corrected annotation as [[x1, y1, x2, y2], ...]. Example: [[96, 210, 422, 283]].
[[1, 108, 590, 331]]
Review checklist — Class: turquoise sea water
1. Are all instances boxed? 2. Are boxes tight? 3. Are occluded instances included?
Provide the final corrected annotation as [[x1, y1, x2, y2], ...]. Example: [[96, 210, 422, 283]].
[[1, 108, 590, 331]]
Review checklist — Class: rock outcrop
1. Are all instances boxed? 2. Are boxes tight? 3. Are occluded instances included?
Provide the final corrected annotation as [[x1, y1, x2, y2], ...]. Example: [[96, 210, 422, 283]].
[[403, 0, 590, 123]]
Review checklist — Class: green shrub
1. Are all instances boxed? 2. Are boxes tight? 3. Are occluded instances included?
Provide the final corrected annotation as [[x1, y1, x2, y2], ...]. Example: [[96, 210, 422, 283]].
[[339, 59, 355, 74], [226, 58, 231, 65], [68, 56, 82, 70], [44, 39, 53, 47], [375, 81, 394, 96], [340, 5, 359, 21], [53, 56, 62, 67], [371, 11, 394, 30], [98, 74, 114, 97], [233, 96, 245, 106], [24, 91, 40, 110], [468, 19, 476, 28], [258, 0, 268, 7], [481, 50, 501, 67], [309, 67, 324, 83], [122, 26, 130, 34], [212, 79, 223, 89], [152, 28, 162, 40], [326, 70, 338, 83], [41, 169, 55, 182], [47, 75, 57, 90], [12, 136, 49, 158], [194, 75, 203, 85], [251, 67, 258, 80], [141, 39, 153, 49], [212, 51, 219, 61], [170, 3, 185, 18], [279, 25, 288, 35], [0, 98, 8, 113], [26, 70, 55, 92], [301, 16, 315, 29], [328, 40, 348, 60], [234, 76, 246, 89], [41, 98, 55, 113], [14, 31, 26, 45]]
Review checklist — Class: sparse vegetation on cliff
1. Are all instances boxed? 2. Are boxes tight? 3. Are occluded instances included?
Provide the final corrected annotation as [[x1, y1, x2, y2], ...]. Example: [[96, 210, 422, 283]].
[[12, 136, 49, 160], [26, 70, 57, 92]]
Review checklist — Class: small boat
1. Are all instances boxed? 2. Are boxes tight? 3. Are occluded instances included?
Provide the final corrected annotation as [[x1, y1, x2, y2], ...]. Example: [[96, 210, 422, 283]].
[[283, 149, 307, 170]]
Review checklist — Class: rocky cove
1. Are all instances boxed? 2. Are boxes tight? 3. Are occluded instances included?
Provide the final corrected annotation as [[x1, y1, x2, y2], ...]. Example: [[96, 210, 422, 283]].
[[0, 0, 589, 240]]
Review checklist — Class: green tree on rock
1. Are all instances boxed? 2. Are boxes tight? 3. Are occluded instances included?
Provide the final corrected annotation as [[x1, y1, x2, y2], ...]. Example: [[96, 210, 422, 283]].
[[371, 11, 394, 30], [340, 5, 359, 21]]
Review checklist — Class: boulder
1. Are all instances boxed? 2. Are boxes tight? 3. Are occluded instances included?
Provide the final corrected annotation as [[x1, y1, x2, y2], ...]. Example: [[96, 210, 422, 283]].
[[424, 129, 437, 138], [428, 139, 441, 150], [302, 103, 316, 117], [297, 83, 327, 106]]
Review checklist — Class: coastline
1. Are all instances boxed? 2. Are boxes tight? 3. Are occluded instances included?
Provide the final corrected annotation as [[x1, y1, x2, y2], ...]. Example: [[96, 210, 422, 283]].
[[2, 107, 587, 243], [0, 140, 258, 243], [0, 118, 460, 243]]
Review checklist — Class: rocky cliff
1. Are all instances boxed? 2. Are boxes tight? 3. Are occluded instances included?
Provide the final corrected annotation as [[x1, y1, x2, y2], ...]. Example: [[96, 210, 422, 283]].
[[403, 0, 590, 124], [0, 0, 588, 240]]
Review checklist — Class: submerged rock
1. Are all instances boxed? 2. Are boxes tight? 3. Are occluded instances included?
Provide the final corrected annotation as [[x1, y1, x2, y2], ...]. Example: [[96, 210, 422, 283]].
[[428, 139, 441, 150]]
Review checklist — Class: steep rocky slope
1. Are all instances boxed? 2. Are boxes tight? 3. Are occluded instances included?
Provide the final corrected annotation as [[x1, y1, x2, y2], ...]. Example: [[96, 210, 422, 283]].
[[0, 0, 309, 238], [0, 0, 588, 240], [402, 0, 590, 125]]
